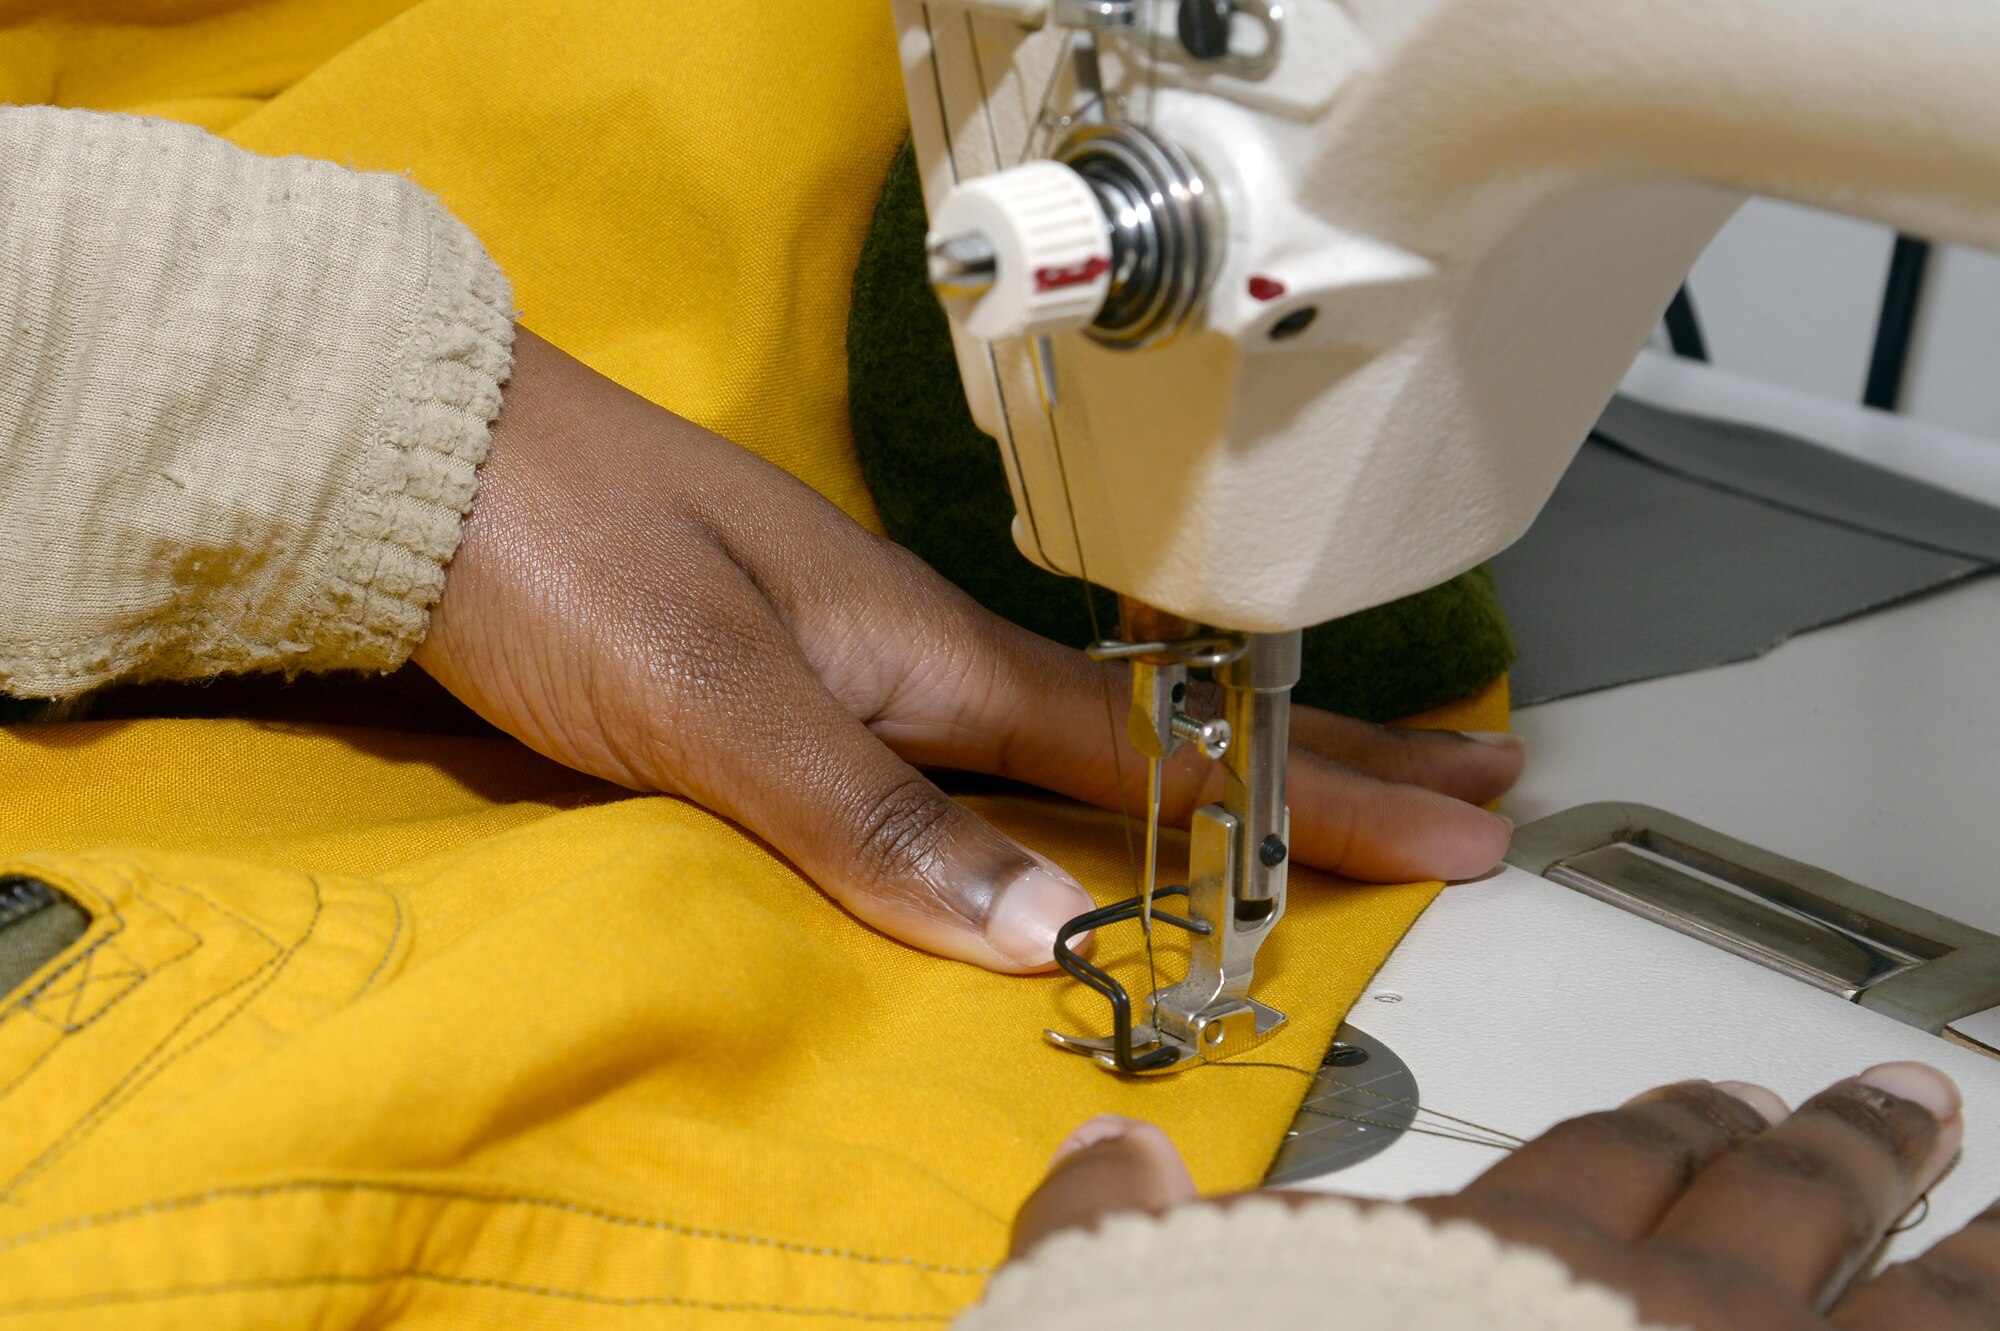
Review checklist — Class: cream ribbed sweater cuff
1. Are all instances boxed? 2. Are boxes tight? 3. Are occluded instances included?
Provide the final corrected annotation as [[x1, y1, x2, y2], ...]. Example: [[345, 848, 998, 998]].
[[0, 106, 515, 697], [955, 1198, 1670, 1331]]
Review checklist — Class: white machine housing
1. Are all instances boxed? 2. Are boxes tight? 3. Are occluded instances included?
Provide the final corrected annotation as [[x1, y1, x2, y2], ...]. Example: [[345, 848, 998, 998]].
[[893, 0, 2000, 633]]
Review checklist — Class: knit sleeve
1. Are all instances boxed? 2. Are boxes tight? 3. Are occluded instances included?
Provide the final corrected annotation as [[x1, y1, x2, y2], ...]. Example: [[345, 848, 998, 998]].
[[953, 1197, 1674, 1331], [0, 105, 515, 698]]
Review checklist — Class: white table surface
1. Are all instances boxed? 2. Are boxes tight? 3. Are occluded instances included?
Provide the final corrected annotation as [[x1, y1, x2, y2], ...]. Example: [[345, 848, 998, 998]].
[[1314, 867, 2000, 1267], [1507, 350, 2000, 935]]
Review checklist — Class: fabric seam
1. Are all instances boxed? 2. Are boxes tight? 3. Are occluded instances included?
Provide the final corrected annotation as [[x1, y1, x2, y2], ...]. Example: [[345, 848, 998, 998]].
[[1, 876, 320, 1196], [0, 1267, 955, 1321], [0, 1177, 997, 1276]]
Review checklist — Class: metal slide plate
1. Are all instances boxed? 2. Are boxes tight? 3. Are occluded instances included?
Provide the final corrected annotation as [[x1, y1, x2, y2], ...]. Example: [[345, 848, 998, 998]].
[[1510, 803, 2000, 1041]]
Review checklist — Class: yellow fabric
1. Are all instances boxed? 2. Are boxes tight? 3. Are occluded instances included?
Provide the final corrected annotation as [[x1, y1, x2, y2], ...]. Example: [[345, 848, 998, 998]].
[[0, 3, 1512, 1324], [0, 682, 1504, 1327], [1, 0, 900, 529]]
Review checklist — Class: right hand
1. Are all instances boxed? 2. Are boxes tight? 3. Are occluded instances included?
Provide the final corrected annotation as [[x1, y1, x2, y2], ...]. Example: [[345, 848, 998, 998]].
[[1014, 1062, 1993, 1329]]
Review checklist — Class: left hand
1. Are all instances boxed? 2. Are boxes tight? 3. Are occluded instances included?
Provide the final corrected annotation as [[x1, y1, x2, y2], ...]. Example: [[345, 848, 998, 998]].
[[1008, 1064, 1991, 1330]]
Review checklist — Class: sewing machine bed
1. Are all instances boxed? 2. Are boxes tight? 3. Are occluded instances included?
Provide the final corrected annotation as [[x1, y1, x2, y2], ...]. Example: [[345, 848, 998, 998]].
[[1276, 355, 2000, 1263], [1292, 864, 2000, 1266]]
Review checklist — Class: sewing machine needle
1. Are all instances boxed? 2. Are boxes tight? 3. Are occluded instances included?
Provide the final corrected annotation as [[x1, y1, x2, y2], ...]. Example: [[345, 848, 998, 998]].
[[1140, 752, 1162, 1018]]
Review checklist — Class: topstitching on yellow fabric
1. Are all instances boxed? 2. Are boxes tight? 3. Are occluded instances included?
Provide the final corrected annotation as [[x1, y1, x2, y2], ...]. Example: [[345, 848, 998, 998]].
[[0, 2, 1513, 1325], [0, 684, 1503, 1325]]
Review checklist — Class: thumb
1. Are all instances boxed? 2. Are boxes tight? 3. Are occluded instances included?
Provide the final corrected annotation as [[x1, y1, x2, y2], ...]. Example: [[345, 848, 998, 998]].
[[800, 756, 1098, 972], [1010, 1116, 1200, 1258], [658, 648, 1098, 973]]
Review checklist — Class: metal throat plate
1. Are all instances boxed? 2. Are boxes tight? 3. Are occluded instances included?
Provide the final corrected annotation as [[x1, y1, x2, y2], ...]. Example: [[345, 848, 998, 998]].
[[1263, 1023, 1417, 1187]]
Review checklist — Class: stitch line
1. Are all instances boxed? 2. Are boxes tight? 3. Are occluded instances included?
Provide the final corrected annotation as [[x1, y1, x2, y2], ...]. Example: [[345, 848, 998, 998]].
[[140, 869, 284, 953], [0, 847, 276, 1043], [0, 1268, 955, 1321], [2, 936, 113, 1024], [57, 952, 90, 1030], [0, 964, 117, 1102], [36, 959, 146, 1034], [0, 872, 992, 1280], [0, 867, 210, 1107], [350, 883, 405, 1002], [0, 1178, 997, 1276], [0, 874, 132, 1035], [1, 879, 323, 1196], [42, 942, 145, 1032]]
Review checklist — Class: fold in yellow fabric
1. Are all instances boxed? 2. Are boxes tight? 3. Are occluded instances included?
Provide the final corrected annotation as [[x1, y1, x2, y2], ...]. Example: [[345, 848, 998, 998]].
[[0, 688, 1502, 1326], [0, 2, 1510, 1323]]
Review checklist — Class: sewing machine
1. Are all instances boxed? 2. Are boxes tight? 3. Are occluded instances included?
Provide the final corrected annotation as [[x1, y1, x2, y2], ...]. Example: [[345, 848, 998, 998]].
[[890, 0, 2000, 1257]]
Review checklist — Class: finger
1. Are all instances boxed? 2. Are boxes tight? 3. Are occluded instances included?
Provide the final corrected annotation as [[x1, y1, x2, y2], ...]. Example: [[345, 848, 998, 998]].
[[1269, 747, 1513, 882], [858, 623, 1514, 884], [1259, 687, 1524, 806], [669, 633, 1095, 971], [1644, 1062, 1964, 1308], [1429, 1080, 1783, 1247], [1833, 1198, 2000, 1331], [524, 523, 1104, 971], [1135, 676, 1524, 807], [1009, 1115, 1198, 1259], [698, 482, 1517, 883], [691, 414, 1527, 819], [950, 634, 1523, 819]]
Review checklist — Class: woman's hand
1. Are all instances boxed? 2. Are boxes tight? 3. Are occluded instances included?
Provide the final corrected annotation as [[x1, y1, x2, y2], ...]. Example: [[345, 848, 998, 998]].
[[1013, 1063, 1992, 1329], [414, 330, 1523, 971]]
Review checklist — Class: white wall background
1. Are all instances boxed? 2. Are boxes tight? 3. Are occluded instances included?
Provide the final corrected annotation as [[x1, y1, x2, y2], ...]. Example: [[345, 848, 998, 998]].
[[1660, 199, 2000, 442]]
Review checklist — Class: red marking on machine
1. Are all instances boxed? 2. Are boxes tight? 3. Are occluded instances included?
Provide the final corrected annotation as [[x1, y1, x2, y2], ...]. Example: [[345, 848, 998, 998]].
[[1034, 256, 1111, 291], [1248, 275, 1287, 302]]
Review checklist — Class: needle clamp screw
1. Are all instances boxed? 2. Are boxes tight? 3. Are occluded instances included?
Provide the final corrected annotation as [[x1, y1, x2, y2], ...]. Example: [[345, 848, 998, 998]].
[[1169, 713, 1230, 759]]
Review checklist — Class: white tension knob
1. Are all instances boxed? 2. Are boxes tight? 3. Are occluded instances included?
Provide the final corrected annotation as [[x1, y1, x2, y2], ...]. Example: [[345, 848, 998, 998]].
[[925, 161, 1113, 342]]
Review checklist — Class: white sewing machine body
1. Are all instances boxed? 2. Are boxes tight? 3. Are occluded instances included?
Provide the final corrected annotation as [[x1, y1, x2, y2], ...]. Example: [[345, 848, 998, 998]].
[[893, 0, 2000, 632], [892, 0, 2000, 1231]]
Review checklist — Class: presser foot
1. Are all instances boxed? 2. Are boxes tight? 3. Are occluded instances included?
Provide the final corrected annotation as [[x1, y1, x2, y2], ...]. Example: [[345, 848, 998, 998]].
[[1045, 996, 1287, 1074], [1045, 881, 1289, 1075], [1049, 626, 1300, 1076]]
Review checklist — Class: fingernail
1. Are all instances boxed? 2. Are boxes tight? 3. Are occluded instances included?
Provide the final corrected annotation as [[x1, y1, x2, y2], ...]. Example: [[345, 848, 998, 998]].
[[1052, 1114, 1136, 1165], [1714, 1081, 1791, 1126], [986, 863, 1095, 968], [1464, 731, 1524, 751], [1623, 1078, 1708, 1110], [1859, 1062, 1962, 1124]]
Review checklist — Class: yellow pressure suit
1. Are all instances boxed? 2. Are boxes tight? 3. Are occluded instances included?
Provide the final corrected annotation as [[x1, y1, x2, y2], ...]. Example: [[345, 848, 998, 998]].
[[0, 3, 1506, 1324]]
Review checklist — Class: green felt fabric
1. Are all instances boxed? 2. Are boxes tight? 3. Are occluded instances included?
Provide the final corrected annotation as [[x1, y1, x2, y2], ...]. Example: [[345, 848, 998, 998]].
[[847, 142, 1515, 724]]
